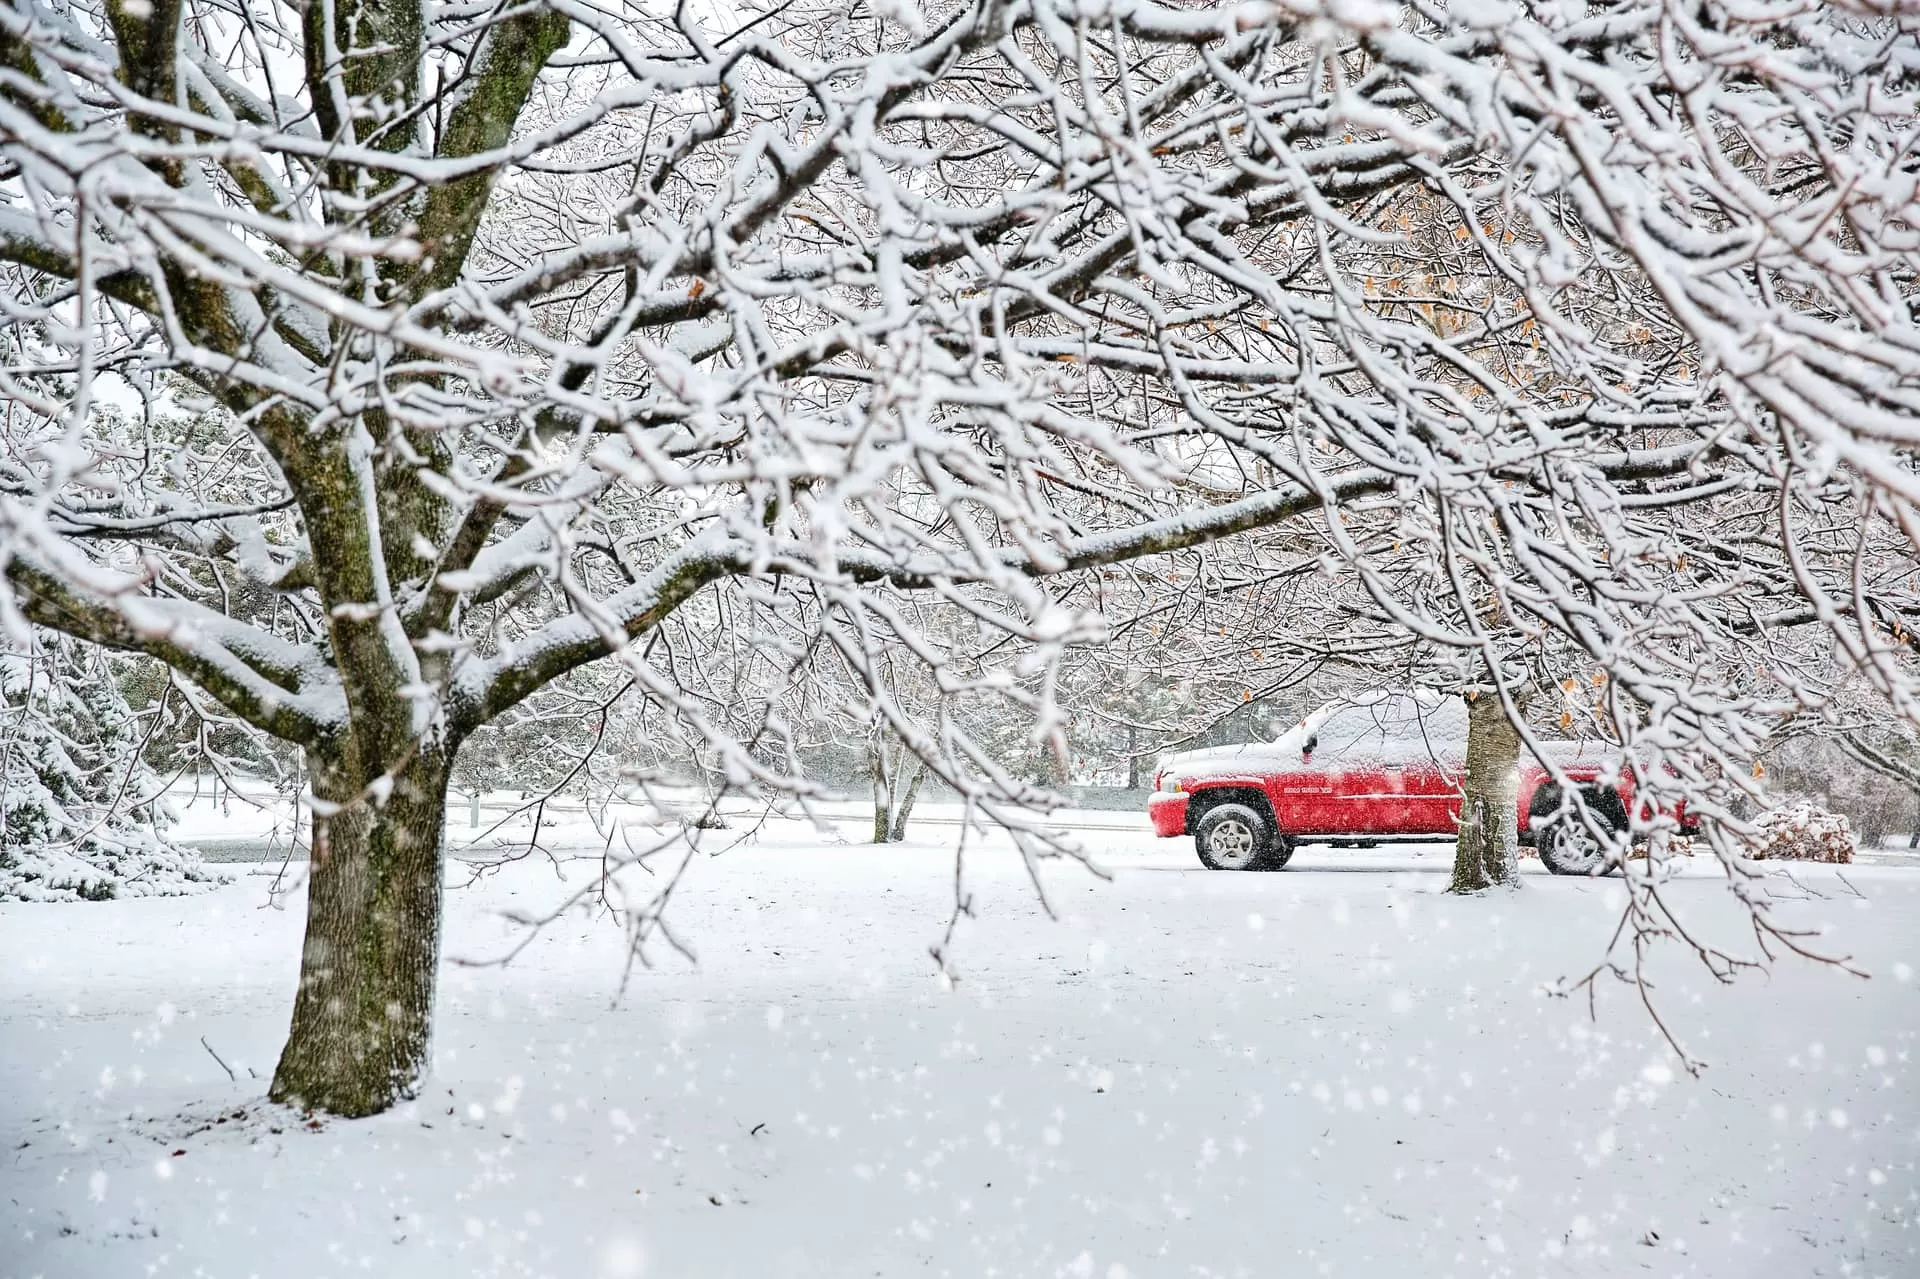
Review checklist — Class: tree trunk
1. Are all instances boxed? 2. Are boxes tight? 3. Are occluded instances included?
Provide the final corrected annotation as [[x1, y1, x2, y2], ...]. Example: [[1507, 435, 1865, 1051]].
[[1449, 689, 1525, 894], [888, 759, 927, 842], [871, 744, 891, 844], [269, 746, 450, 1117], [1127, 723, 1140, 791]]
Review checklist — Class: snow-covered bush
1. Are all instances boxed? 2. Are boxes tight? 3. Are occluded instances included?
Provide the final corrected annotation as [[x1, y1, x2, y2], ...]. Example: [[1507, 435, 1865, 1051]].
[[0, 639, 222, 902], [1763, 734, 1916, 849], [1745, 805, 1856, 865]]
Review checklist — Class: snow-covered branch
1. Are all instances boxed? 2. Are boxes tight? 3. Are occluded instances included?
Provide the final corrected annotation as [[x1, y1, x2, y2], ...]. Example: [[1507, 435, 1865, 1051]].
[[1, 0, 1915, 1112]]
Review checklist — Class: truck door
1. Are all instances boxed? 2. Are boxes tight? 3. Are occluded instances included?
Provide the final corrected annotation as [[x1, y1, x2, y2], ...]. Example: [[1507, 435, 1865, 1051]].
[[1315, 697, 1466, 835], [1308, 704, 1396, 834], [1399, 699, 1467, 835]]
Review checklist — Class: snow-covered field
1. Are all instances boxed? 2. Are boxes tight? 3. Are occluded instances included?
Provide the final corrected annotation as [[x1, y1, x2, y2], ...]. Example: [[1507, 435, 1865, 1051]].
[[3, 821, 1917, 1278]]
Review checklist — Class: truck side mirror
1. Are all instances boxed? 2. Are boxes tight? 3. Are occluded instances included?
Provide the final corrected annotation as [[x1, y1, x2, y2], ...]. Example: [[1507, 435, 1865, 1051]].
[[1302, 734, 1317, 761]]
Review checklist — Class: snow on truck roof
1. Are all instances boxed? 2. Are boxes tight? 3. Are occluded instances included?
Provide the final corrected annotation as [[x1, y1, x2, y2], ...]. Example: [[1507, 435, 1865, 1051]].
[[1159, 689, 1613, 774]]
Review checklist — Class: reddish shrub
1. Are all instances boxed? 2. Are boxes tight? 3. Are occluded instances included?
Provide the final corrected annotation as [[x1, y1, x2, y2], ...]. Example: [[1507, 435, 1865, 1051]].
[[1747, 804, 1855, 864]]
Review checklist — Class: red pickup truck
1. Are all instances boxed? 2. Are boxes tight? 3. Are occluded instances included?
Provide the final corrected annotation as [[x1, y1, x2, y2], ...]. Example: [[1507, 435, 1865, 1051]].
[[1148, 692, 1632, 875]]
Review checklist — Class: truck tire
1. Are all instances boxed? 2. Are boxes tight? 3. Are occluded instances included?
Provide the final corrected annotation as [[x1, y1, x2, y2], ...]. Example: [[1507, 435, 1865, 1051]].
[[1532, 783, 1628, 876], [1194, 803, 1287, 871]]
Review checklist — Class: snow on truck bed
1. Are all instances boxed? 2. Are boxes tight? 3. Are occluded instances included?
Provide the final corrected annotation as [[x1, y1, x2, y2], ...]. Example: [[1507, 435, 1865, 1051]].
[[2, 826, 1917, 1279]]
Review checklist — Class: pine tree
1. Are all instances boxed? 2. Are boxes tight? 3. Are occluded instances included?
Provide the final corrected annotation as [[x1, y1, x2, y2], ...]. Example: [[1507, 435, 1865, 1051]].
[[0, 635, 219, 902]]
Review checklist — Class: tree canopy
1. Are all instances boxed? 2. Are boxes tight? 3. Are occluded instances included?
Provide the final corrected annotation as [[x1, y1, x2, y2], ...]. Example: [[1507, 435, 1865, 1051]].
[[1, 0, 1914, 1111]]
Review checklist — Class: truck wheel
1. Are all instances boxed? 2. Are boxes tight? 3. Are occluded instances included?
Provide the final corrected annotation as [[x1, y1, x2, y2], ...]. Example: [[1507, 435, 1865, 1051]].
[[1533, 784, 1627, 876], [1194, 803, 1285, 871]]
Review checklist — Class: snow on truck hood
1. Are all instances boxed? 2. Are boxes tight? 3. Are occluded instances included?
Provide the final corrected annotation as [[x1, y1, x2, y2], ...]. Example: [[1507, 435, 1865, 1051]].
[[1155, 704, 1335, 778], [1153, 741, 1304, 778]]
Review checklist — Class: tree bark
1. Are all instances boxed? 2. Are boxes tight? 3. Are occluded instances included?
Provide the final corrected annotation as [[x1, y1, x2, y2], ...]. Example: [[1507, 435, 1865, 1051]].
[[871, 743, 891, 844], [1449, 689, 1525, 894], [269, 745, 450, 1117], [888, 759, 927, 842]]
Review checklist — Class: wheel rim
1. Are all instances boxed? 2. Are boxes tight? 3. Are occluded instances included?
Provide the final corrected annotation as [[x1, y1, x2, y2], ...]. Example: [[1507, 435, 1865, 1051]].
[[1549, 823, 1605, 873], [1208, 818, 1257, 869]]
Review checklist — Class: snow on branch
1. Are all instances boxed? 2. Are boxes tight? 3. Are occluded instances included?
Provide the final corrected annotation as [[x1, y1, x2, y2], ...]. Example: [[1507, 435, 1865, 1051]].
[[0, 0, 1911, 1013]]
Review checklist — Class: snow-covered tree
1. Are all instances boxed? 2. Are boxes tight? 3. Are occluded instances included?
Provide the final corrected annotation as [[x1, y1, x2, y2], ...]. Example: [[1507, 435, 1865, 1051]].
[[2, 0, 1915, 1113], [0, 633, 214, 900]]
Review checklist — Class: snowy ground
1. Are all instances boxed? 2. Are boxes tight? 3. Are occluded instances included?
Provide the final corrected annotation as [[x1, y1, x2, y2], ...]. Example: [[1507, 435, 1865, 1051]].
[[3, 820, 1918, 1278], [156, 781, 1167, 860], [149, 777, 1920, 867]]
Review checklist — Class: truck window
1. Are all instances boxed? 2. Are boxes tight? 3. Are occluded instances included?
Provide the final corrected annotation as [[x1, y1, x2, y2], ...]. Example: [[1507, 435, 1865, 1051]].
[[1316, 696, 1465, 760]]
